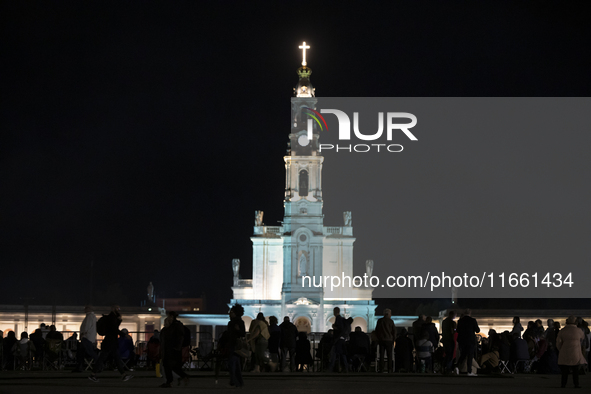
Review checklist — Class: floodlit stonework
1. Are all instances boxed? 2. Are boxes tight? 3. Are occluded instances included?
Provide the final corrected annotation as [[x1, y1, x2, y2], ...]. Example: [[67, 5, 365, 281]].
[[228, 44, 376, 333]]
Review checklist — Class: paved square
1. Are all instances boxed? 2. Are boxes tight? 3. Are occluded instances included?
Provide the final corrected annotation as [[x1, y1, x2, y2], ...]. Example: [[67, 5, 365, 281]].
[[0, 371, 587, 394]]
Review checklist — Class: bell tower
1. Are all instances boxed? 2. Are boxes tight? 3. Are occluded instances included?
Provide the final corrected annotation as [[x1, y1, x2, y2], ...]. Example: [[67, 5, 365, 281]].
[[232, 42, 376, 333], [281, 42, 325, 311]]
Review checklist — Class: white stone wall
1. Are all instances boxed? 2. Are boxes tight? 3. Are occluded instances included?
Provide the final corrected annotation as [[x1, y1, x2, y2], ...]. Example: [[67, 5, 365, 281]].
[[251, 237, 283, 300], [322, 236, 356, 299]]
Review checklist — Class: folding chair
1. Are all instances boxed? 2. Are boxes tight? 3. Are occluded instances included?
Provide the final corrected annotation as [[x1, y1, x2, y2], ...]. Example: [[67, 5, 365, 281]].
[[79, 342, 98, 371], [13, 343, 34, 371], [43, 339, 62, 370], [84, 357, 95, 371], [196, 341, 214, 370], [121, 356, 134, 371], [352, 354, 368, 372], [499, 360, 511, 374], [513, 359, 532, 373]]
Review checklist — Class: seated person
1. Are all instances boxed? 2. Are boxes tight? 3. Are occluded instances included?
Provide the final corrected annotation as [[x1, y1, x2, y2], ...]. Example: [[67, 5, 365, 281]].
[[479, 345, 500, 372], [44, 326, 63, 363], [146, 331, 161, 369], [533, 332, 547, 361], [394, 329, 413, 372], [30, 329, 45, 365], [348, 327, 370, 370], [12, 332, 36, 369], [45, 325, 64, 341], [498, 331, 511, 362], [534, 347, 560, 374], [118, 329, 135, 369], [316, 329, 333, 370], [486, 329, 500, 354], [510, 333, 530, 362], [348, 327, 370, 355], [294, 332, 313, 371], [415, 330, 433, 373]]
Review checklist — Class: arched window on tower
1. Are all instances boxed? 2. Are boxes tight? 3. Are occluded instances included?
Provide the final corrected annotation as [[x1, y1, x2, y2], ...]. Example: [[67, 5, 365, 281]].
[[299, 170, 309, 197]]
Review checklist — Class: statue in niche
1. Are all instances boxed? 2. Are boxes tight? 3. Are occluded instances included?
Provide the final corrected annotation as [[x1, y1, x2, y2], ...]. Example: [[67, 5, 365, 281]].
[[365, 260, 374, 278], [298, 254, 308, 277], [147, 282, 154, 302], [232, 258, 240, 286], [254, 211, 264, 226], [343, 211, 352, 226]]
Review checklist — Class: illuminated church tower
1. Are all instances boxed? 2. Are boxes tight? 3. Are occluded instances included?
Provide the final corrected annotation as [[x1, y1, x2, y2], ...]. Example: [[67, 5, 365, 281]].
[[231, 42, 375, 333]]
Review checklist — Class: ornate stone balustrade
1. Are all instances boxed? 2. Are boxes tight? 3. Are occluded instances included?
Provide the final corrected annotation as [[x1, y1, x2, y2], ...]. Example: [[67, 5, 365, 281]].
[[236, 279, 253, 287], [253, 226, 283, 236], [324, 226, 353, 236]]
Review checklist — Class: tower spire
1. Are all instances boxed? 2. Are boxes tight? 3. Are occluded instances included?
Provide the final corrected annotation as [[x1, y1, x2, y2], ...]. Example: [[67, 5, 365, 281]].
[[295, 41, 314, 98]]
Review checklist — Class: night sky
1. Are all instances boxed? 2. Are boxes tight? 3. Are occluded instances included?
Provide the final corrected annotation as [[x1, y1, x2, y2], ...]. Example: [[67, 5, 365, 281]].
[[1, 2, 589, 312]]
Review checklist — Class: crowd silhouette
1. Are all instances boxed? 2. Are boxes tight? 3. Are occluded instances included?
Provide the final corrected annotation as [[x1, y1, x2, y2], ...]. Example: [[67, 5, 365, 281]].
[[0, 306, 589, 389]]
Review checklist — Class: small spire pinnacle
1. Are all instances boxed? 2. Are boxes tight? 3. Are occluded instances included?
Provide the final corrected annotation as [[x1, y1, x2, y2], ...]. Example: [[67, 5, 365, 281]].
[[299, 41, 310, 66], [294, 41, 314, 97]]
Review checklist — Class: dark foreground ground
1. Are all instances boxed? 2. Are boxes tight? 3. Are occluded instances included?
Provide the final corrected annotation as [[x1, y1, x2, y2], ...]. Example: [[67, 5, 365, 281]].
[[0, 371, 587, 394]]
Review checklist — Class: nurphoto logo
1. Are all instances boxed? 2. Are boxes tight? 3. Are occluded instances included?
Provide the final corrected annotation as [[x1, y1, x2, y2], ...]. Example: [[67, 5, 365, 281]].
[[313, 109, 418, 153]]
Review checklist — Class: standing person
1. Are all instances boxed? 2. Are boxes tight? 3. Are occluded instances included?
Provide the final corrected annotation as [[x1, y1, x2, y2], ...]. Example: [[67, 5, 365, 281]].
[[456, 309, 480, 376], [545, 319, 556, 350], [268, 316, 282, 368], [441, 310, 456, 374], [511, 316, 523, 339], [248, 312, 270, 372], [556, 316, 587, 388], [424, 316, 439, 349], [534, 319, 545, 338], [412, 315, 426, 345], [279, 316, 298, 372], [412, 314, 426, 371], [2, 331, 17, 370], [584, 321, 591, 366], [328, 307, 349, 373], [317, 329, 334, 371], [74, 306, 98, 372], [423, 316, 439, 372], [415, 331, 434, 373], [295, 332, 313, 371], [554, 321, 562, 343], [374, 308, 396, 373], [227, 304, 246, 388], [159, 311, 189, 388], [578, 320, 590, 367], [88, 305, 133, 383]]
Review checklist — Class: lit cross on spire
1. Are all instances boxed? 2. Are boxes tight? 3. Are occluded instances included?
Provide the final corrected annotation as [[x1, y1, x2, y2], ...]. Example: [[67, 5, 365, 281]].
[[299, 41, 310, 66]]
